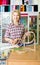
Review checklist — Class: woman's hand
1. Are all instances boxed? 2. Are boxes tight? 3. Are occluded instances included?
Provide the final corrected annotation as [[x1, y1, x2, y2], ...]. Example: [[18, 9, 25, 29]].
[[4, 38, 18, 44], [4, 37, 22, 44], [25, 31, 30, 36], [9, 38, 18, 44], [9, 38, 22, 44], [22, 31, 30, 41], [9, 39, 14, 44]]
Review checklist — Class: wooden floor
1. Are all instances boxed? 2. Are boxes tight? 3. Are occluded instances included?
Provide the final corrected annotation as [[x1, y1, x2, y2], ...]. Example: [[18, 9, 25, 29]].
[[7, 45, 40, 65]]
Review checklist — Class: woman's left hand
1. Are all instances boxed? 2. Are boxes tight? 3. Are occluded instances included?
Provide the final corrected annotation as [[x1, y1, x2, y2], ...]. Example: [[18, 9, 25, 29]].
[[25, 31, 30, 36]]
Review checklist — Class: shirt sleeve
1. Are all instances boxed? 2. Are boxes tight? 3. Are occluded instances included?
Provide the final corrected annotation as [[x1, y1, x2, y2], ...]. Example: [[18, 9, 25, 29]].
[[4, 24, 10, 38]]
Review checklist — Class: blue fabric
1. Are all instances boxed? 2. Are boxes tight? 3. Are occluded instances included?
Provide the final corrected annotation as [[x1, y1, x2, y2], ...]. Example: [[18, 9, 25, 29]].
[[17, 43, 24, 47], [17, 40, 34, 47]]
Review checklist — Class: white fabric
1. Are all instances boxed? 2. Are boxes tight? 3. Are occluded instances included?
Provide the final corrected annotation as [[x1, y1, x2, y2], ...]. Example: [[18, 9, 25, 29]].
[[11, 0, 22, 5], [0, 43, 19, 51]]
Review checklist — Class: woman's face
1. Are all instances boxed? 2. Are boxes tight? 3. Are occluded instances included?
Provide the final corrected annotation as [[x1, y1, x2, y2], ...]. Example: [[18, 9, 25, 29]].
[[12, 12, 20, 23]]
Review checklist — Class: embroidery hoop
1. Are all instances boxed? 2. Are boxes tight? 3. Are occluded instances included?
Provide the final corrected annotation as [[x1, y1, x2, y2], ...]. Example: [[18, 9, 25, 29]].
[[15, 31, 36, 54]]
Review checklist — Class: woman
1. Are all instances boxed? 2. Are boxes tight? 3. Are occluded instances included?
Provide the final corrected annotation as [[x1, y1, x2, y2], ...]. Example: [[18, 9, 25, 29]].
[[4, 10, 30, 47]]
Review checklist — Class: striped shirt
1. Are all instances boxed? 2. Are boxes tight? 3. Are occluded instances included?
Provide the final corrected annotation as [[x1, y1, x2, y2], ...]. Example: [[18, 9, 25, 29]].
[[4, 23, 25, 40]]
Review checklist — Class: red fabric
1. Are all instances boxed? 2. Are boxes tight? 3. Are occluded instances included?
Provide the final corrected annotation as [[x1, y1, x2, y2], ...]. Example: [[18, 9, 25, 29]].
[[0, 0, 2, 5], [0, 0, 7, 5], [0, 0, 10, 5], [2, 0, 6, 4]]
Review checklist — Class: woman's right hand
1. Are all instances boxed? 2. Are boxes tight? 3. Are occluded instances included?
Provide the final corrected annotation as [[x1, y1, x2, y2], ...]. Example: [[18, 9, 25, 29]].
[[4, 38, 15, 44], [11, 38, 22, 44], [9, 38, 19, 44], [4, 37, 22, 44], [9, 39, 14, 44]]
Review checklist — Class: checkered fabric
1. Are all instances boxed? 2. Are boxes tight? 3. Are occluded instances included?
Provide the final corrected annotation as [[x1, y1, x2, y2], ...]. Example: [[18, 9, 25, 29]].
[[4, 23, 25, 40]]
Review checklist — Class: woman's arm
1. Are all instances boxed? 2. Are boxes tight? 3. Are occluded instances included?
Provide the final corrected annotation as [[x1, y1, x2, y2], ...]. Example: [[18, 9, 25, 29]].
[[4, 37, 22, 44], [4, 37, 13, 44]]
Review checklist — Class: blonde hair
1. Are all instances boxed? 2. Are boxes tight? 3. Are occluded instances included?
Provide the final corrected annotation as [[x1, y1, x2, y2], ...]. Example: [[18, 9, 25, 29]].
[[11, 10, 21, 22]]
